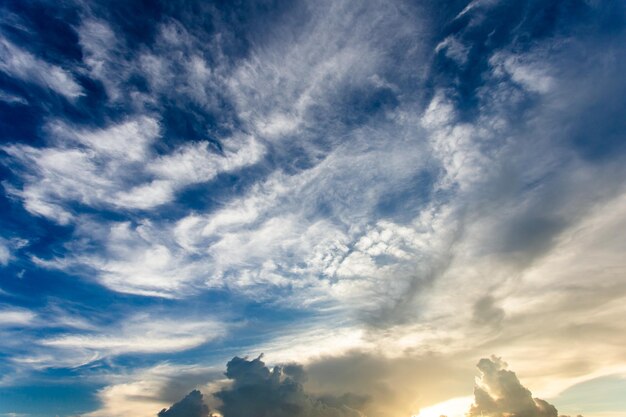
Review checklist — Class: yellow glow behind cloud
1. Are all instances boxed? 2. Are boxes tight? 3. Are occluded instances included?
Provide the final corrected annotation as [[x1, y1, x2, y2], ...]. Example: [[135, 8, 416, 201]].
[[415, 396, 473, 417]]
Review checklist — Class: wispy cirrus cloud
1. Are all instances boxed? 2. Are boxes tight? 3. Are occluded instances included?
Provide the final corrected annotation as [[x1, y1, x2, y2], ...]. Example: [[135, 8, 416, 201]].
[[41, 315, 226, 357], [0, 307, 36, 326], [3, 310, 229, 376], [2, 116, 264, 224], [0, 36, 83, 99]]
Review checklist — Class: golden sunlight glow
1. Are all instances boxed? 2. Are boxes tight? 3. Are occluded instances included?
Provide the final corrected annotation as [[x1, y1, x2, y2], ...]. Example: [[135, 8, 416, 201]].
[[415, 396, 473, 417]]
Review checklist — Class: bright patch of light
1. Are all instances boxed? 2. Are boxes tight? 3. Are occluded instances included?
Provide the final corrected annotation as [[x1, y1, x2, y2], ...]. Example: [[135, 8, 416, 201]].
[[415, 396, 473, 417]]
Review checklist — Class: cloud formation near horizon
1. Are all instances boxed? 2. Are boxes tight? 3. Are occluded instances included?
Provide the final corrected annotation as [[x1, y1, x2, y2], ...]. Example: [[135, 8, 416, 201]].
[[158, 390, 210, 417], [468, 356, 559, 417], [159, 356, 585, 417], [155, 356, 368, 417], [215, 356, 366, 417]]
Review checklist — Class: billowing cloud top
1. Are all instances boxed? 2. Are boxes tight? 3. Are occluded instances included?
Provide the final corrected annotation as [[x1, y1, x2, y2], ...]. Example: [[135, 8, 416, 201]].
[[469, 356, 558, 417], [158, 390, 210, 417], [215, 356, 366, 417], [0, 0, 625, 417]]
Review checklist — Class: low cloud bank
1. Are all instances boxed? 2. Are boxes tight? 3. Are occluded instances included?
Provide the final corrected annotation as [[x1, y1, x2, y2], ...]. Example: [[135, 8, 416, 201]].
[[159, 356, 583, 417], [159, 356, 367, 417]]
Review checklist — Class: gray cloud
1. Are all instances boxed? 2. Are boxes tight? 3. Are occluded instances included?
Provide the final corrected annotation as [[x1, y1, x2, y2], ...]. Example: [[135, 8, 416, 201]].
[[158, 390, 210, 417], [156, 355, 589, 417], [472, 295, 505, 328], [157, 356, 369, 417], [214, 356, 367, 417]]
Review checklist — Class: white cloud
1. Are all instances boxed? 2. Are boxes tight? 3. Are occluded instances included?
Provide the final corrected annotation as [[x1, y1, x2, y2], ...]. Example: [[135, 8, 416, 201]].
[[0, 36, 83, 98], [149, 134, 264, 185], [3, 117, 264, 223], [0, 239, 10, 266], [42, 316, 225, 356], [0, 308, 36, 326], [225, 0, 424, 145], [490, 52, 555, 94], [0, 237, 28, 267], [84, 364, 190, 417], [77, 19, 128, 102], [435, 36, 470, 66], [0, 90, 27, 105], [77, 18, 225, 109]]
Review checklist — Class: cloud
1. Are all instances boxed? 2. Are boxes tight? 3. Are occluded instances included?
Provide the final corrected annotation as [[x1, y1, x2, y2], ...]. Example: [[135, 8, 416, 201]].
[[0, 90, 27, 105], [467, 356, 558, 417], [39, 314, 226, 362], [210, 355, 367, 417], [77, 16, 227, 110], [0, 36, 83, 99], [0, 2, 625, 416], [10, 0, 611, 314], [83, 363, 217, 417], [2, 116, 264, 224], [0, 308, 36, 326], [416, 357, 587, 417], [126, 354, 587, 417], [0, 237, 27, 267], [158, 390, 210, 417], [77, 18, 131, 102], [0, 238, 10, 266], [225, 0, 404, 142], [472, 295, 505, 327]]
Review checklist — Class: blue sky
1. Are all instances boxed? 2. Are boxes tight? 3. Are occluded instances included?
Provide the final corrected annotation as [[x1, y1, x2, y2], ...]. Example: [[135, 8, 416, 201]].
[[0, 1, 625, 416]]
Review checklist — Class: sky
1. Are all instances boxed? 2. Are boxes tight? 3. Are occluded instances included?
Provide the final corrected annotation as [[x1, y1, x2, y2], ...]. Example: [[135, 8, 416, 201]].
[[0, 0, 625, 416]]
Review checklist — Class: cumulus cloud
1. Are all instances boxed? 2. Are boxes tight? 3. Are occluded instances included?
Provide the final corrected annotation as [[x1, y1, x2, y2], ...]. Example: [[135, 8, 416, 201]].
[[213, 356, 366, 417], [468, 356, 559, 417], [149, 355, 587, 417], [158, 390, 210, 417], [417, 356, 584, 417]]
